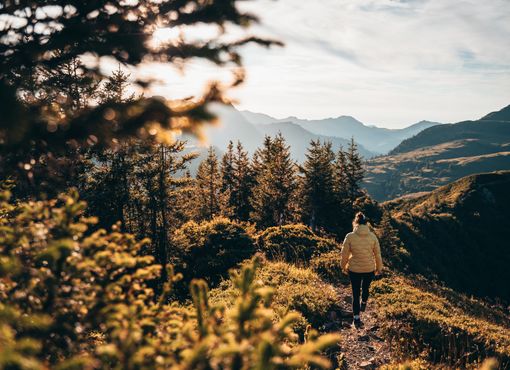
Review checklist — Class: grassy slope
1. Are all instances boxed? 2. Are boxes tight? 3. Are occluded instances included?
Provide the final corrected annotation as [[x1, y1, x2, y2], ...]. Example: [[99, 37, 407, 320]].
[[209, 256, 510, 368], [372, 275, 510, 368], [383, 171, 510, 301]]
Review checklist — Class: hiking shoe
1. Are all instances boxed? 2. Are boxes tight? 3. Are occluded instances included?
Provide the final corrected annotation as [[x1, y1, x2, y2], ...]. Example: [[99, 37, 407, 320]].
[[360, 301, 367, 312], [352, 318, 363, 329]]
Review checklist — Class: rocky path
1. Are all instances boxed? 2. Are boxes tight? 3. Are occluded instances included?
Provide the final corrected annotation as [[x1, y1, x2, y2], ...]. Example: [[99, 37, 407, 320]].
[[326, 283, 392, 369]]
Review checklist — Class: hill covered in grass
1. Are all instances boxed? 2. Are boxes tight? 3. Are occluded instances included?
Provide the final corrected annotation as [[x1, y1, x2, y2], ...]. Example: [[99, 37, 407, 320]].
[[365, 105, 510, 201], [383, 171, 510, 302]]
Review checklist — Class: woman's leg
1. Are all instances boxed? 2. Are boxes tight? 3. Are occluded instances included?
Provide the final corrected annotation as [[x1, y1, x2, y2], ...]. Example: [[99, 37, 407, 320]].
[[361, 271, 375, 304], [349, 271, 362, 317]]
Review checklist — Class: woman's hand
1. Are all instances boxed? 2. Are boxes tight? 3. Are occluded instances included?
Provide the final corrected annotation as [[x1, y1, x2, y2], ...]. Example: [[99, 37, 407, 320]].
[[375, 269, 382, 276], [342, 269, 348, 276]]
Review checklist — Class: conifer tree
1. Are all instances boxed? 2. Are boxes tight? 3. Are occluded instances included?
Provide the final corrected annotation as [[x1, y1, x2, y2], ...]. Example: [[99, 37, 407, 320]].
[[221, 141, 255, 221], [221, 141, 236, 216], [251, 134, 297, 227], [80, 68, 139, 231], [232, 141, 256, 221], [345, 137, 365, 202], [195, 147, 224, 220], [300, 140, 336, 232], [133, 141, 197, 285]]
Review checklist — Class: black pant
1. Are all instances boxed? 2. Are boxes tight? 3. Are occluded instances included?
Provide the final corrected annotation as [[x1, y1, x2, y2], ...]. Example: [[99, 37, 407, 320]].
[[349, 271, 375, 316]]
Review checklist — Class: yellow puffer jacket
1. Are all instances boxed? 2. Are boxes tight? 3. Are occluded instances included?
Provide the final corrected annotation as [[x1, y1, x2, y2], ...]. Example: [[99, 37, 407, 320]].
[[340, 224, 383, 273]]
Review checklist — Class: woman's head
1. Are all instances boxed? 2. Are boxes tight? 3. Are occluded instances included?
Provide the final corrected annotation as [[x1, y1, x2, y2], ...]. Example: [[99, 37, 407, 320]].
[[352, 212, 367, 228]]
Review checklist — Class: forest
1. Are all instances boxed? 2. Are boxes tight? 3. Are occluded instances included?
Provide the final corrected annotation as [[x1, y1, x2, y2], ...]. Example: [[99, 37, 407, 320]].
[[1, 1, 509, 369]]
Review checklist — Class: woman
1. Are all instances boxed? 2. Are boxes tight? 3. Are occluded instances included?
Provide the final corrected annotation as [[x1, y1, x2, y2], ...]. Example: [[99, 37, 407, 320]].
[[340, 212, 383, 328]]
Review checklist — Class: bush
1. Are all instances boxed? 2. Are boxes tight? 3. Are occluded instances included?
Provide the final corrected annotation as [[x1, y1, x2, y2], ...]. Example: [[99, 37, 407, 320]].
[[310, 249, 349, 285], [0, 190, 341, 369], [211, 259, 344, 335], [256, 224, 338, 264], [171, 217, 255, 285]]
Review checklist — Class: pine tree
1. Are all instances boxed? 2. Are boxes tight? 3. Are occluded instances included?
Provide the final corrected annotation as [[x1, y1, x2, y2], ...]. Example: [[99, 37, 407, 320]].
[[97, 65, 137, 104], [221, 141, 255, 221], [39, 54, 100, 113], [232, 141, 256, 221], [251, 134, 297, 227], [220, 141, 236, 217], [375, 211, 405, 266], [299, 140, 336, 232], [133, 141, 197, 285], [345, 137, 365, 202], [80, 68, 139, 231], [195, 147, 224, 220]]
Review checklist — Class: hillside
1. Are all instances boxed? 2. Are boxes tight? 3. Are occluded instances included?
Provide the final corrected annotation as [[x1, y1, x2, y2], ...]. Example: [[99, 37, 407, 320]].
[[241, 110, 441, 154], [481, 104, 510, 121], [365, 105, 510, 201], [390, 120, 510, 155], [384, 171, 510, 302]]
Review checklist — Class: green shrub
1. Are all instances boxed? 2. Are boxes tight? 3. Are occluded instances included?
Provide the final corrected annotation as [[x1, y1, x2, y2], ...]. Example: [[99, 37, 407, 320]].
[[256, 224, 338, 264], [211, 259, 344, 335], [171, 217, 255, 286], [310, 249, 349, 285], [0, 190, 341, 369]]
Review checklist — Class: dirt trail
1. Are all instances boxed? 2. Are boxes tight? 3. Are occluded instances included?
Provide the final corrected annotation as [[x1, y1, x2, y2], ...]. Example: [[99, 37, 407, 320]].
[[326, 283, 392, 369]]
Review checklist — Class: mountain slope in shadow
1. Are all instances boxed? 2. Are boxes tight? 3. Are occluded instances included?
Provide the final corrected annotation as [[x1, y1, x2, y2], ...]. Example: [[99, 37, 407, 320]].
[[384, 171, 510, 302]]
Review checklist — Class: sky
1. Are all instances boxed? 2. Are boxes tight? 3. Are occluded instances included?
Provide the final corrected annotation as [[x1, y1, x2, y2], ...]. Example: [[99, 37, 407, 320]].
[[143, 0, 510, 129]]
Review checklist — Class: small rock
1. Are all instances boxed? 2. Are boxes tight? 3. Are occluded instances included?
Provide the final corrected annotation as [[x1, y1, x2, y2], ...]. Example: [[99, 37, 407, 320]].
[[369, 325, 380, 332], [359, 360, 374, 369], [358, 335, 370, 342]]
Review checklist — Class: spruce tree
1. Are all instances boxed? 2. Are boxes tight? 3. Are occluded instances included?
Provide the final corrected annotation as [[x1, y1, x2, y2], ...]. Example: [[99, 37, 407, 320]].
[[133, 141, 197, 284], [345, 137, 365, 202], [221, 141, 254, 221], [299, 140, 336, 232], [251, 134, 297, 228], [221, 141, 236, 217], [232, 141, 256, 221], [80, 68, 139, 231], [195, 147, 224, 220]]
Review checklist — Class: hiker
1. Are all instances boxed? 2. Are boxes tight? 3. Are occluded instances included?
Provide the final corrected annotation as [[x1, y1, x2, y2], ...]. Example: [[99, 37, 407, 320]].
[[341, 212, 383, 328]]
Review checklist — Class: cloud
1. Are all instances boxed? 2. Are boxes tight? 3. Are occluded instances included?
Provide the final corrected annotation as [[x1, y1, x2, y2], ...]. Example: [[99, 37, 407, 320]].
[[146, 0, 510, 127]]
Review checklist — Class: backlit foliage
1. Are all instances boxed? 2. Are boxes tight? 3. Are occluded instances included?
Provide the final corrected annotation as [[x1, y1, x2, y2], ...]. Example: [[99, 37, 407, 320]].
[[0, 189, 340, 369]]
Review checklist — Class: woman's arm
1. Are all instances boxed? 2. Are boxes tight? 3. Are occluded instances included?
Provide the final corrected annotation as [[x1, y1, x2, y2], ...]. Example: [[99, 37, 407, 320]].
[[340, 235, 351, 273], [373, 236, 383, 274]]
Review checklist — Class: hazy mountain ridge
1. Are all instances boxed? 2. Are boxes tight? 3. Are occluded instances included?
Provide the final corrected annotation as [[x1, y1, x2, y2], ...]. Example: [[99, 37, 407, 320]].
[[241, 110, 441, 154], [187, 104, 376, 162], [253, 121, 374, 161], [365, 105, 510, 201]]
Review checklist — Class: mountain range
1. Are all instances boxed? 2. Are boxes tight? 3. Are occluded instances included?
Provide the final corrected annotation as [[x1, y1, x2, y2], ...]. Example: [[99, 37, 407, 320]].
[[185, 104, 441, 164], [365, 104, 510, 201], [186, 104, 377, 165], [241, 110, 441, 154]]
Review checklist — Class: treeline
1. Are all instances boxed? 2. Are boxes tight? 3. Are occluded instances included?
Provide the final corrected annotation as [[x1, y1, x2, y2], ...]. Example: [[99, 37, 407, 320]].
[[79, 120, 377, 275]]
